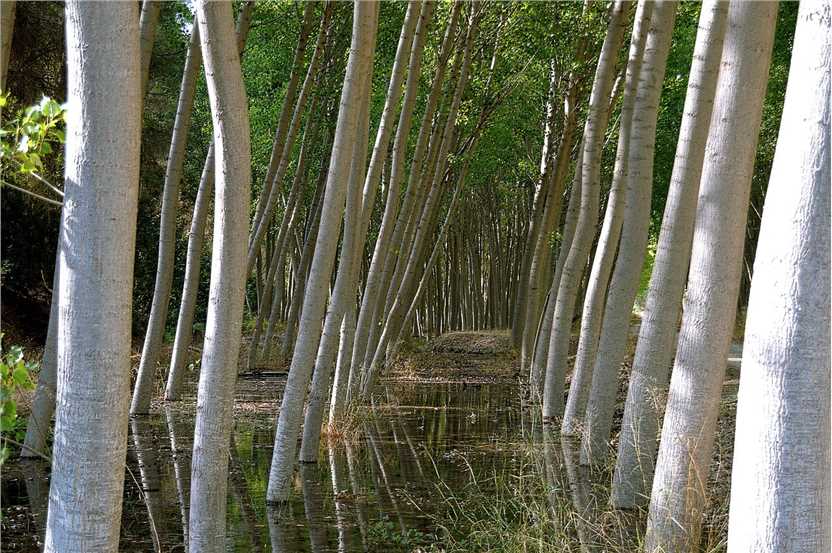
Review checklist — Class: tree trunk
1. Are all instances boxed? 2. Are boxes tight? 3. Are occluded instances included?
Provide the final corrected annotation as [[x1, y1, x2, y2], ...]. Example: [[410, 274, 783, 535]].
[[541, 0, 628, 420], [139, 0, 161, 99], [727, 3, 830, 550], [580, 0, 677, 464], [21, 255, 59, 457], [266, 0, 378, 503], [644, 3, 777, 550], [43, 3, 141, 550], [187, 1, 252, 550], [560, 0, 652, 436], [610, 0, 727, 508], [163, 4, 254, 401], [164, 145, 214, 400], [131, 22, 204, 415], [0, 0, 15, 91]]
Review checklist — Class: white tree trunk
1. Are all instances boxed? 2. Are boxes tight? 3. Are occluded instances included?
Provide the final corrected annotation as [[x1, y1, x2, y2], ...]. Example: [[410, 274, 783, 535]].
[[580, 0, 677, 464], [132, 23, 204, 414], [610, 0, 728, 508], [164, 4, 254, 401], [560, 0, 653, 436], [644, 3, 778, 550], [21, 254, 59, 457], [43, 2, 141, 550], [266, 0, 378, 503], [541, 0, 628, 420], [139, 0, 161, 100], [727, 3, 831, 550], [187, 1, 252, 550], [354, 1, 461, 383], [0, 0, 15, 91]]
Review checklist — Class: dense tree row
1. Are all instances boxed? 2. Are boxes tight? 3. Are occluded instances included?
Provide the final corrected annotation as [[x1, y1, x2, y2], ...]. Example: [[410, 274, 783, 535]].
[[0, 1, 828, 552]]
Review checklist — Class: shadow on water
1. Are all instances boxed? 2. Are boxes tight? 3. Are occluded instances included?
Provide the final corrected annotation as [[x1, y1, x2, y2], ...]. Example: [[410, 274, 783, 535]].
[[2, 380, 619, 552]]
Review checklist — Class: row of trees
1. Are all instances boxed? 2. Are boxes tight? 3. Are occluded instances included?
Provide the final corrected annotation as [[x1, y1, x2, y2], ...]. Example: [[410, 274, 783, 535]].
[[1, 0, 828, 552]]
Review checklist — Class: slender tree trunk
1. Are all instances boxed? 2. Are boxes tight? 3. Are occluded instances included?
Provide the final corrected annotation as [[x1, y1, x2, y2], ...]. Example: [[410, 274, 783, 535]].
[[21, 255, 59, 457], [610, 0, 727, 508], [163, 5, 254, 401], [541, 0, 628, 420], [248, 3, 317, 244], [727, 4, 830, 550], [43, 3, 141, 550], [644, 4, 777, 550], [266, 1, 378, 503], [132, 23, 204, 415], [530, 151, 583, 397], [187, 1, 252, 550], [334, 0, 432, 418], [358, 1, 462, 378], [580, 1, 677, 464], [0, 0, 15, 91], [165, 146, 214, 400], [139, 0, 161, 100], [246, 4, 334, 275], [364, 9, 479, 396], [299, 64, 374, 462], [560, 0, 652, 435]]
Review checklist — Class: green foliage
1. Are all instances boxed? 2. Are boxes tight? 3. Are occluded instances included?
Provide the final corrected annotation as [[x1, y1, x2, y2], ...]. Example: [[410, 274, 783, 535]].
[[0, 94, 66, 176], [367, 518, 429, 551], [0, 336, 37, 465]]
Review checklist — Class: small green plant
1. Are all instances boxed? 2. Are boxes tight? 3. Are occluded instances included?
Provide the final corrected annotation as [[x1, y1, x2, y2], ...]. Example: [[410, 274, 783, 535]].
[[367, 518, 429, 551], [0, 336, 37, 464]]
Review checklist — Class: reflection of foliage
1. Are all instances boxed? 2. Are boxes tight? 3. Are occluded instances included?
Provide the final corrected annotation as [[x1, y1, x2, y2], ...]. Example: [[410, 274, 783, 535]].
[[0, 335, 37, 465], [0, 93, 66, 206]]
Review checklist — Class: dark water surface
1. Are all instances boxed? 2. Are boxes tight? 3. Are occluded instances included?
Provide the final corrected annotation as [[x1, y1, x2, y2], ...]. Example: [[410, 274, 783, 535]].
[[3, 379, 597, 552]]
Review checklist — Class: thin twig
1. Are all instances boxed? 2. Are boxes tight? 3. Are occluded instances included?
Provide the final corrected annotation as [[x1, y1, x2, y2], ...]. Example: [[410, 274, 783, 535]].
[[1, 179, 63, 207]]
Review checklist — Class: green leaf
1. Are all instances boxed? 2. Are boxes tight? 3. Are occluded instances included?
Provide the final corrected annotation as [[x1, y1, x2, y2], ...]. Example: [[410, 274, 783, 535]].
[[12, 365, 29, 387]]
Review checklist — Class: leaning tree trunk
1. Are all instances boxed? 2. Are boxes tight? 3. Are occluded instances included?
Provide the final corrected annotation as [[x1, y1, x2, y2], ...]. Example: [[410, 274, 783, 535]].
[[187, 1, 252, 551], [580, 1, 677, 465], [266, 0, 378, 504], [132, 22, 204, 415], [727, 3, 830, 551], [164, 4, 254, 401], [559, 0, 652, 436], [0, 0, 15, 91], [21, 255, 59, 457], [644, 3, 777, 551], [43, 3, 141, 551], [610, 0, 728, 508], [541, 0, 628, 420]]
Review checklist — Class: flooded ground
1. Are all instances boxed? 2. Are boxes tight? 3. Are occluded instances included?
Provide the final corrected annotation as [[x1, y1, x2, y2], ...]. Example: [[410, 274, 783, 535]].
[[1, 332, 736, 552]]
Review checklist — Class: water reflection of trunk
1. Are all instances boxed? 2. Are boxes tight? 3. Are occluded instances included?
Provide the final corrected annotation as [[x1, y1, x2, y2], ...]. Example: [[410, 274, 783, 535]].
[[130, 418, 166, 553], [229, 434, 265, 552], [366, 423, 407, 533], [21, 459, 50, 547], [328, 443, 353, 553], [164, 406, 191, 546], [561, 437, 599, 553], [344, 442, 369, 548], [267, 503, 293, 553], [300, 462, 328, 551]]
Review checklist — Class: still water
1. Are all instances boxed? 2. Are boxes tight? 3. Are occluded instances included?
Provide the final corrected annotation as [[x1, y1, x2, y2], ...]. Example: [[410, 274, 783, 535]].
[[3, 377, 600, 552]]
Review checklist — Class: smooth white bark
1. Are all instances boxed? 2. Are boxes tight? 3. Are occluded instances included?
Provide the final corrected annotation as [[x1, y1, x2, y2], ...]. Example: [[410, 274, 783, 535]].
[[187, 1, 252, 550], [727, 3, 831, 550], [611, 0, 728, 508], [580, 0, 677, 464], [266, 1, 378, 503], [541, 0, 628, 420], [0, 0, 15, 91], [645, 3, 778, 550], [43, 3, 141, 550]]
